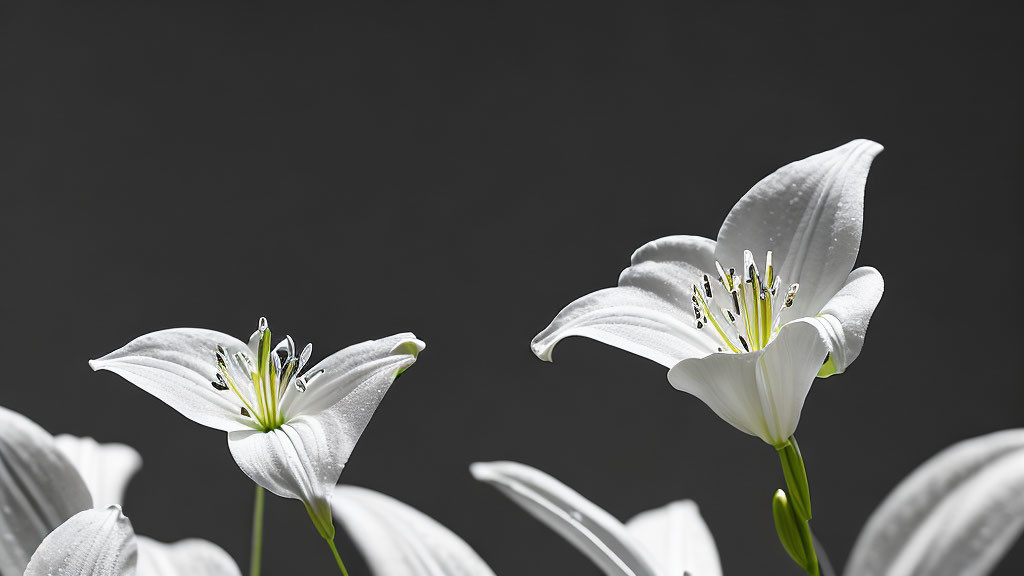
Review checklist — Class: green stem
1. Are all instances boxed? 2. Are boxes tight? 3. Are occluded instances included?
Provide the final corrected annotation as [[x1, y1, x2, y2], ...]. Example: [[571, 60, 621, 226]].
[[776, 436, 820, 576], [249, 486, 265, 576], [326, 538, 351, 576]]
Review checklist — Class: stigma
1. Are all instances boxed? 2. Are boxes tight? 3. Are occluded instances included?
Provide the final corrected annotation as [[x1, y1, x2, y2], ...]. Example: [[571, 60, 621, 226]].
[[691, 250, 799, 354], [208, 317, 322, 431]]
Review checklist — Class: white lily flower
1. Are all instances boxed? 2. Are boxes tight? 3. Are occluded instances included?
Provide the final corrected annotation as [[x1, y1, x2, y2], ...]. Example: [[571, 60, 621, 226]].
[[0, 404, 241, 576], [89, 317, 425, 537], [532, 140, 885, 445], [471, 461, 722, 576], [330, 485, 497, 576]]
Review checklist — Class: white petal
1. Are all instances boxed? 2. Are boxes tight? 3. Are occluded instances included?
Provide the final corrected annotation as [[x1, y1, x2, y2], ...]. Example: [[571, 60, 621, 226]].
[[715, 140, 883, 320], [668, 319, 829, 445], [810, 266, 884, 376], [331, 485, 496, 576], [279, 333, 424, 420], [846, 429, 1024, 576], [25, 506, 138, 576], [55, 435, 143, 509], [136, 536, 242, 576], [0, 405, 93, 576], [471, 461, 659, 576], [228, 416, 339, 538], [90, 328, 255, 432], [533, 235, 720, 368], [625, 500, 722, 576]]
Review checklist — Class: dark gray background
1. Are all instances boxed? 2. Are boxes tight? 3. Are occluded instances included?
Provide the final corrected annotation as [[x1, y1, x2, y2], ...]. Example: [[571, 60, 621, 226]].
[[2, 1, 1021, 574]]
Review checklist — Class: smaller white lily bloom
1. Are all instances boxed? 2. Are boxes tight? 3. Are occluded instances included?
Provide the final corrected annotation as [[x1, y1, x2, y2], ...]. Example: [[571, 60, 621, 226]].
[[532, 140, 885, 445], [90, 318, 425, 537], [845, 429, 1024, 576], [330, 485, 497, 576], [0, 405, 241, 576], [471, 461, 722, 576]]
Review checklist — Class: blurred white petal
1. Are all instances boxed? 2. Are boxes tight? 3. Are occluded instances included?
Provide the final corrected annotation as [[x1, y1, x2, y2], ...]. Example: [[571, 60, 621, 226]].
[[90, 328, 254, 432], [846, 429, 1024, 576], [24, 506, 137, 576], [626, 500, 722, 576], [137, 536, 241, 576], [715, 139, 883, 320], [471, 461, 659, 576], [0, 406, 93, 575], [331, 485, 495, 576], [55, 435, 142, 508]]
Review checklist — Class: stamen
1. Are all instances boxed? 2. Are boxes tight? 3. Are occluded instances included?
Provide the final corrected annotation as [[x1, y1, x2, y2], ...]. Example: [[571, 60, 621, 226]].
[[702, 274, 713, 298], [240, 407, 250, 417], [211, 378, 229, 391]]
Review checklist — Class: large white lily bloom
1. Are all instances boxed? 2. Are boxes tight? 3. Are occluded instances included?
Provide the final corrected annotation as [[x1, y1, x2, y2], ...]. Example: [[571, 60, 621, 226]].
[[473, 438, 1024, 576], [532, 140, 885, 445], [0, 405, 241, 576], [330, 485, 497, 575], [90, 318, 424, 537]]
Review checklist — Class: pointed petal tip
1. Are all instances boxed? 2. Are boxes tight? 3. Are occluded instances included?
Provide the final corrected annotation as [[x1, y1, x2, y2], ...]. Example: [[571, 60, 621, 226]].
[[389, 334, 426, 356]]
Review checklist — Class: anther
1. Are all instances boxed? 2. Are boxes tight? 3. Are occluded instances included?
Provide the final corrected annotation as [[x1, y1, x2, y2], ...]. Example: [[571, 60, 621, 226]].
[[785, 283, 800, 307], [725, 309, 736, 323], [258, 317, 268, 333], [696, 319, 704, 329], [738, 335, 750, 352], [216, 345, 227, 357], [693, 305, 701, 319], [715, 261, 732, 291], [702, 274, 713, 298], [211, 378, 229, 391], [240, 407, 251, 417]]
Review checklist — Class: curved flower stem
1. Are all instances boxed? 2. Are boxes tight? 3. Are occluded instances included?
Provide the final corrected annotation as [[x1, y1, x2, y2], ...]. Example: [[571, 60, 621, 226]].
[[249, 485, 265, 576], [777, 436, 820, 576], [325, 538, 351, 576]]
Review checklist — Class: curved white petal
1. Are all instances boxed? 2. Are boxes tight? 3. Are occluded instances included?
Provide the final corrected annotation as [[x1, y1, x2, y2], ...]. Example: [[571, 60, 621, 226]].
[[25, 506, 138, 576], [55, 435, 143, 509], [136, 536, 241, 576], [228, 416, 338, 537], [626, 500, 722, 576], [90, 328, 255, 432], [810, 266, 884, 376], [668, 320, 829, 445], [279, 333, 424, 421], [0, 406, 93, 576], [846, 429, 1024, 576], [331, 486, 496, 576], [471, 461, 659, 576], [533, 235, 720, 368], [715, 140, 883, 320]]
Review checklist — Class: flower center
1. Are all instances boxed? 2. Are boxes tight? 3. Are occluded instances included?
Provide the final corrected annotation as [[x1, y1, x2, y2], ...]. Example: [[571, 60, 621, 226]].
[[691, 250, 800, 354], [209, 317, 322, 431]]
